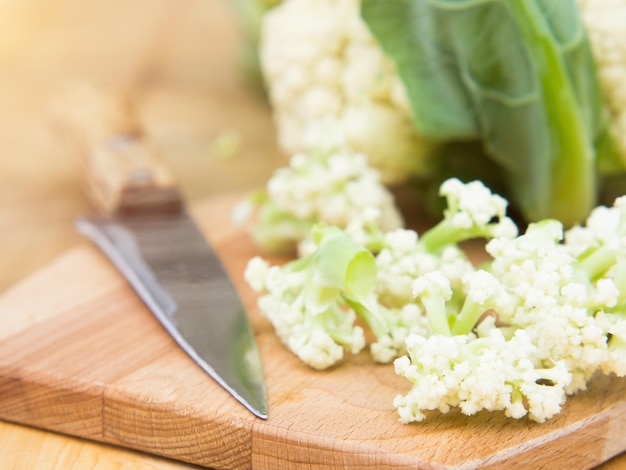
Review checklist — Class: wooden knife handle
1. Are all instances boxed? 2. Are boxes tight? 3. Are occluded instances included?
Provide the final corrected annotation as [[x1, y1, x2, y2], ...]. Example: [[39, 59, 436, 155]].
[[51, 83, 182, 215]]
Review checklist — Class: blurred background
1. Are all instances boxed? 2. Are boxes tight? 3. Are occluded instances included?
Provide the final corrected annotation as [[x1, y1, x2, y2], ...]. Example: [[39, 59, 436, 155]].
[[0, 2, 282, 466], [0, 0, 284, 293]]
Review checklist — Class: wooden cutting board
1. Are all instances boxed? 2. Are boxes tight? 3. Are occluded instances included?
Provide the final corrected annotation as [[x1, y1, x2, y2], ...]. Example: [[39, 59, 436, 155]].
[[1, 192, 626, 470]]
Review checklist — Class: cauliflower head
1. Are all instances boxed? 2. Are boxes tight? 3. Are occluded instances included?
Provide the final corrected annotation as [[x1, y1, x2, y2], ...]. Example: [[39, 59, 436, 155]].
[[259, 0, 435, 185]]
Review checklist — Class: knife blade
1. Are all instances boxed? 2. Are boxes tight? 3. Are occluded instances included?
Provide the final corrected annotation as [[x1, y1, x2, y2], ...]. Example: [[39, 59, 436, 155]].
[[52, 84, 268, 419]]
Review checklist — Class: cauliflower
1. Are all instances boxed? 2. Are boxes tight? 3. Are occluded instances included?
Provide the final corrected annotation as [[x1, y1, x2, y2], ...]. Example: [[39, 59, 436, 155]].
[[578, 0, 626, 164], [245, 226, 430, 368], [485, 221, 613, 392], [256, 0, 626, 226], [259, 0, 435, 184], [396, 192, 626, 421], [245, 179, 626, 424], [235, 144, 403, 255], [245, 179, 518, 368], [393, 329, 571, 424], [244, 228, 371, 369]]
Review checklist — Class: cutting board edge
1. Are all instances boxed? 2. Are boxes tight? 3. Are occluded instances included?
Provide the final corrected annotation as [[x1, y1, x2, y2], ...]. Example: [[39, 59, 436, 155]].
[[0, 363, 105, 441], [3, 362, 624, 470], [0, 347, 258, 470], [101, 380, 257, 470], [245, 373, 626, 469]]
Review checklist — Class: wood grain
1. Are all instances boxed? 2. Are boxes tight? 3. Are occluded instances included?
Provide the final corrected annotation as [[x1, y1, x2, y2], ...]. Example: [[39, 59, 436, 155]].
[[2, 193, 626, 469], [0, 0, 282, 466], [0, 421, 203, 470]]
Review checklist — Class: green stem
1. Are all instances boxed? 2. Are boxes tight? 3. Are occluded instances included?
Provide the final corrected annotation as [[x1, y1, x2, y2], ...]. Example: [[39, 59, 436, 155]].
[[422, 297, 452, 336], [509, 0, 595, 225], [451, 297, 484, 336], [419, 220, 490, 253], [576, 245, 617, 281], [418, 221, 461, 253], [344, 296, 389, 339]]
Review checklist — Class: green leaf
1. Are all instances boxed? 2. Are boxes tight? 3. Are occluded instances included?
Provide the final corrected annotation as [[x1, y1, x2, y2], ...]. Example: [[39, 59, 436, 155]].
[[312, 227, 377, 300], [309, 227, 390, 337], [361, 0, 610, 226], [361, 0, 479, 139]]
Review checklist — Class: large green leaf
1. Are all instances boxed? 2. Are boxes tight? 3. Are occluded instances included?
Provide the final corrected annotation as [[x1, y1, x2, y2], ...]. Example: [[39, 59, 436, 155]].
[[361, 0, 611, 225]]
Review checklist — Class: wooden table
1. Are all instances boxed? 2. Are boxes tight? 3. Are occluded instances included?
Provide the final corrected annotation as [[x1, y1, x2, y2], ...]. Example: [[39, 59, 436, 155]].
[[0, 0, 624, 468]]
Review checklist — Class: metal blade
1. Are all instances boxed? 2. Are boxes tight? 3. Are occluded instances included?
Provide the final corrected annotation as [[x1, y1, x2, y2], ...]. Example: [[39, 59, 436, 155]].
[[75, 212, 267, 419]]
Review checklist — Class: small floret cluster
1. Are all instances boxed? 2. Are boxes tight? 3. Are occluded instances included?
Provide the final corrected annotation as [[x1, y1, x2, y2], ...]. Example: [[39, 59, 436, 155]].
[[244, 177, 626, 424], [245, 226, 431, 368], [234, 145, 402, 255]]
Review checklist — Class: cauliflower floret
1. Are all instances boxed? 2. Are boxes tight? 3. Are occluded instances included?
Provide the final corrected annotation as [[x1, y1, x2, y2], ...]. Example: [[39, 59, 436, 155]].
[[260, 0, 434, 184], [369, 303, 430, 364], [245, 233, 370, 370], [577, 0, 626, 164], [239, 147, 403, 255], [393, 330, 571, 424], [487, 220, 575, 306], [375, 228, 473, 308], [485, 211, 626, 393], [419, 178, 519, 254]]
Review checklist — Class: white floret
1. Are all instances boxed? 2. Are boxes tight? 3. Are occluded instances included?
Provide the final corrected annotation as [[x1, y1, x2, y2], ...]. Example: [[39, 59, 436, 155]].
[[393, 335, 465, 423], [375, 229, 473, 308], [370, 303, 430, 363], [594, 278, 620, 308], [260, 0, 433, 184], [520, 375, 569, 423], [483, 217, 620, 392], [290, 329, 346, 370], [244, 256, 271, 292], [440, 178, 509, 228], [412, 271, 453, 301], [393, 330, 571, 423], [577, 0, 626, 163], [560, 282, 589, 307], [487, 221, 574, 312], [247, 252, 367, 370], [565, 204, 622, 256], [521, 306, 606, 393], [463, 269, 505, 306], [383, 228, 419, 254], [249, 145, 403, 254]]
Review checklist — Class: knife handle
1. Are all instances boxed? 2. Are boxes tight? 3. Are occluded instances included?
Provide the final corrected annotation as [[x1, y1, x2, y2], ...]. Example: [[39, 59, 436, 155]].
[[51, 83, 182, 215]]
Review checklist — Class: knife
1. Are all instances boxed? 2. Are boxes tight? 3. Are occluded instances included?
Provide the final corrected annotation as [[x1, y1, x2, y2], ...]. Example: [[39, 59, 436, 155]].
[[52, 84, 268, 419]]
